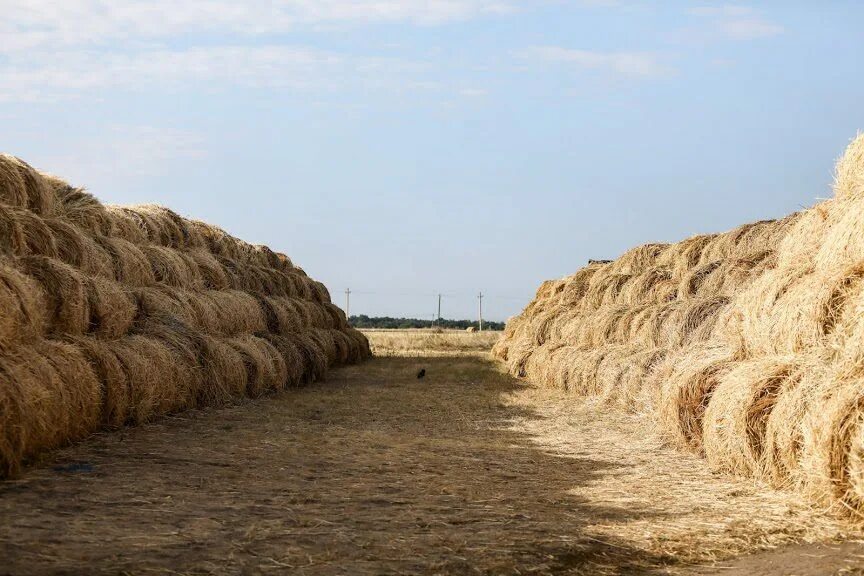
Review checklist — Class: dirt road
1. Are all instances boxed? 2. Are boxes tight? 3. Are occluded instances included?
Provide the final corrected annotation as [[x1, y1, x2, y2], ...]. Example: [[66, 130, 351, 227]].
[[0, 356, 860, 575]]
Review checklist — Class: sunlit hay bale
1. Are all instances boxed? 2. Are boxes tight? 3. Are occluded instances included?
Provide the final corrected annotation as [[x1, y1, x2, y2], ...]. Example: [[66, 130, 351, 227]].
[[346, 327, 371, 362], [131, 286, 198, 329], [227, 335, 286, 396], [255, 294, 301, 335], [140, 245, 203, 289], [308, 280, 331, 303], [52, 184, 113, 235], [322, 302, 348, 329], [187, 219, 247, 260], [608, 243, 668, 275], [0, 155, 29, 210], [619, 266, 676, 306], [629, 301, 680, 349], [199, 335, 249, 405], [188, 249, 230, 290], [17, 256, 90, 336], [777, 201, 833, 270], [83, 276, 137, 339], [660, 234, 716, 278], [601, 274, 635, 307], [95, 236, 156, 286], [0, 262, 47, 348], [545, 346, 585, 392], [798, 376, 864, 517], [205, 290, 267, 336], [135, 317, 206, 410], [110, 335, 180, 422], [762, 360, 828, 488], [0, 155, 55, 215], [44, 218, 113, 278], [124, 205, 185, 248], [679, 296, 731, 346], [698, 250, 773, 297], [523, 342, 558, 387], [655, 343, 738, 452], [729, 219, 779, 260], [502, 337, 534, 377], [294, 331, 330, 383], [103, 206, 148, 244], [702, 356, 800, 478], [524, 308, 560, 347], [814, 198, 864, 272], [594, 345, 634, 404], [833, 133, 864, 200], [259, 334, 306, 387], [309, 328, 339, 365], [331, 330, 353, 365], [618, 347, 668, 413], [37, 339, 102, 437], [579, 305, 628, 348], [68, 336, 130, 428], [699, 221, 770, 265], [678, 259, 722, 299], [15, 209, 58, 259], [252, 245, 284, 270], [0, 343, 101, 476]]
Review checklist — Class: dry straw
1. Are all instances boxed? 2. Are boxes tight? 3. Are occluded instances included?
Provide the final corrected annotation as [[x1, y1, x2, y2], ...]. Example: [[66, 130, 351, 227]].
[[0, 158, 370, 477], [496, 134, 864, 518]]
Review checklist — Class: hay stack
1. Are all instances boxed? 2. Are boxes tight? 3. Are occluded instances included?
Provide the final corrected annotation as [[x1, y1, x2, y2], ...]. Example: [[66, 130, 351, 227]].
[[0, 159, 370, 476], [495, 133, 864, 519]]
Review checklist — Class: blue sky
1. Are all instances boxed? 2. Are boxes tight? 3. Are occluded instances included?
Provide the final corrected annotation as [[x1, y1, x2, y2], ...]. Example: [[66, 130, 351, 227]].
[[2, 1, 863, 321]]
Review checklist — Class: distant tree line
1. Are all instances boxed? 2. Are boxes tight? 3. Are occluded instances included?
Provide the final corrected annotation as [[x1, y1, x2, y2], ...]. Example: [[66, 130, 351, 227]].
[[349, 315, 505, 331]]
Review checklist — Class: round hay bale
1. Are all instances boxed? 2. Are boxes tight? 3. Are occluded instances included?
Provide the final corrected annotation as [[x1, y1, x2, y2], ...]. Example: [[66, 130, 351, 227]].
[[16, 210, 58, 258], [776, 201, 833, 270], [0, 155, 55, 215], [0, 204, 26, 256], [255, 295, 301, 335], [227, 335, 287, 396], [609, 243, 668, 275], [259, 334, 306, 386], [702, 356, 800, 477], [833, 133, 864, 200], [104, 206, 148, 244], [0, 262, 47, 348], [322, 302, 348, 329], [655, 343, 737, 451], [466, 326, 477, 333], [96, 236, 156, 286], [189, 249, 230, 290], [0, 155, 29, 210], [308, 280, 330, 303], [37, 339, 103, 437], [140, 245, 203, 289], [85, 277, 137, 339], [68, 336, 130, 428], [17, 256, 90, 336], [199, 335, 249, 404], [309, 328, 338, 365], [331, 330, 352, 364], [205, 290, 267, 335], [128, 205, 203, 249], [54, 186, 112, 235]]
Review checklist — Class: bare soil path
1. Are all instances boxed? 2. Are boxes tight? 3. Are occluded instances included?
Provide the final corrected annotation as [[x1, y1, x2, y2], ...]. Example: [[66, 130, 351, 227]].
[[0, 356, 861, 575]]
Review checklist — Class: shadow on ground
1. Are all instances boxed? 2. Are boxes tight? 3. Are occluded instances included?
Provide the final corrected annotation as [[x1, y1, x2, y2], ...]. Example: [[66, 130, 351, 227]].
[[0, 357, 684, 575]]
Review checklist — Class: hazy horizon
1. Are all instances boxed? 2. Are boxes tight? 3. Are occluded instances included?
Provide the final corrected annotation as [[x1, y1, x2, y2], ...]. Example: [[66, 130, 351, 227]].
[[3, 1, 863, 321]]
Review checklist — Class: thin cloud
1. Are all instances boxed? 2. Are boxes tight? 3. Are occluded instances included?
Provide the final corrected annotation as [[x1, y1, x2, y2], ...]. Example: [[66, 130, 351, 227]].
[[689, 4, 784, 40], [520, 46, 672, 78]]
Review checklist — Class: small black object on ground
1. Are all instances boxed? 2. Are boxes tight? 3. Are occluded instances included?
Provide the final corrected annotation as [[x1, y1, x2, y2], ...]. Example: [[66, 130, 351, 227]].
[[416, 368, 426, 379]]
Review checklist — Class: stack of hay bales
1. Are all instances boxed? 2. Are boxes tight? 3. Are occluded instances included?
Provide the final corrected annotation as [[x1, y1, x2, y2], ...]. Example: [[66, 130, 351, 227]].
[[494, 134, 864, 517], [0, 156, 370, 476]]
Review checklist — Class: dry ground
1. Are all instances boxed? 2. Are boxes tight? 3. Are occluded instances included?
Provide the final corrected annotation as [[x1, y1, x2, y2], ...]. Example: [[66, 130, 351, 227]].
[[1, 331, 863, 575]]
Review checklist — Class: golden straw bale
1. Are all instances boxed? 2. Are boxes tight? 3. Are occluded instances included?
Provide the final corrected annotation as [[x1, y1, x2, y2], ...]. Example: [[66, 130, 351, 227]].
[[258, 334, 306, 387], [814, 196, 864, 271], [205, 290, 268, 335], [609, 243, 668, 275], [255, 295, 302, 335], [131, 286, 198, 328], [199, 335, 249, 405], [45, 218, 113, 278], [702, 356, 800, 477], [104, 206, 148, 244], [16, 256, 90, 336], [140, 245, 203, 289], [15, 209, 58, 258], [110, 335, 184, 422], [227, 335, 288, 396], [776, 201, 833, 270], [85, 277, 137, 339], [0, 155, 29, 210], [345, 327, 371, 361], [54, 186, 112, 235], [0, 262, 47, 348], [69, 336, 130, 428], [188, 249, 230, 290], [95, 236, 156, 286], [655, 343, 738, 452], [833, 133, 864, 200]]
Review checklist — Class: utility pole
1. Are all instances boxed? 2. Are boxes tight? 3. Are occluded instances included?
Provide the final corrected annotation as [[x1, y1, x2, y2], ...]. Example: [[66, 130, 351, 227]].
[[345, 288, 351, 319], [478, 292, 484, 332], [437, 293, 442, 326]]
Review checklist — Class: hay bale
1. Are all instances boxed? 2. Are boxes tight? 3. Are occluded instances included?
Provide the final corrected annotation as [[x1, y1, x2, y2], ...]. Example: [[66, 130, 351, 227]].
[[16, 256, 90, 336], [702, 356, 800, 477], [45, 218, 114, 278], [205, 290, 267, 335], [95, 236, 156, 286], [189, 249, 230, 290], [85, 277, 137, 339], [68, 336, 130, 428], [0, 155, 29, 210], [198, 335, 248, 405], [227, 335, 288, 396], [0, 155, 55, 214], [54, 186, 112, 235], [104, 206, 148, 244], [834, 133, 864, 200], [140, 245, 203, 289], [0, 262, 47, 348]]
